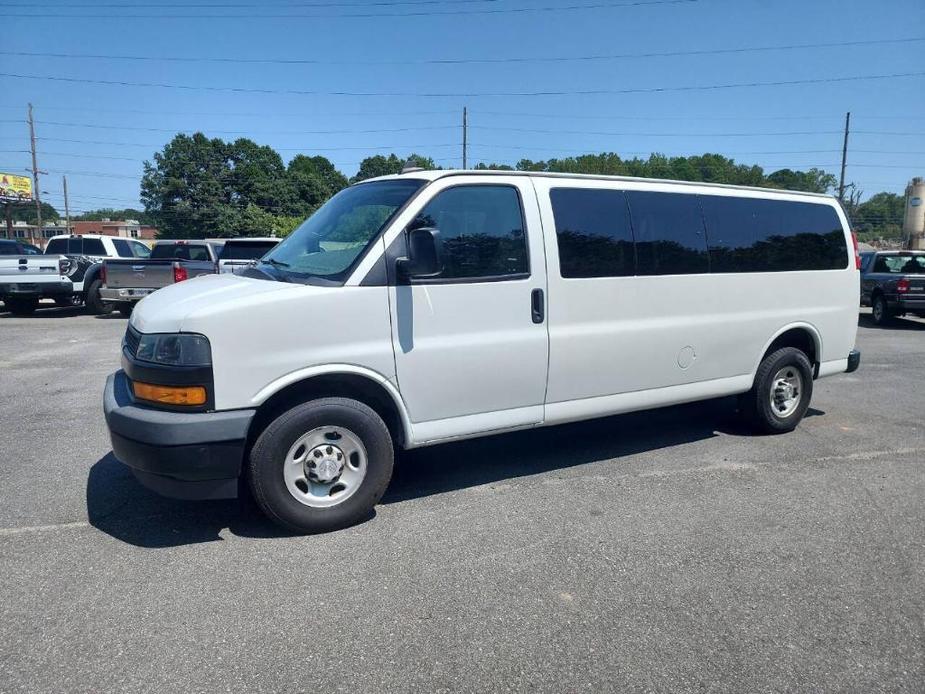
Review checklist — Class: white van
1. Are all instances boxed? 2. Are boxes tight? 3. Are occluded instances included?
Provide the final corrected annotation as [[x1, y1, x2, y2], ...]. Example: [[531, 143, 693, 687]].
[[104, 170, 861, 533]]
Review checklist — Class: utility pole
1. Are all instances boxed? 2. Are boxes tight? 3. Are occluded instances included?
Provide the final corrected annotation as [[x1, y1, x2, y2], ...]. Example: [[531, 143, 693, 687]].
[[838, 111, 850, 203], [27, 103, 44, 246], [462, 106, 468, 169], [63, 175, 71, 234]]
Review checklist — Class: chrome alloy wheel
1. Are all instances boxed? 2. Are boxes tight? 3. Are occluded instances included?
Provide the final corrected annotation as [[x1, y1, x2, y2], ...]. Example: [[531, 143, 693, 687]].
[[283, 426, 367, 508], [769, 366, 803, 418]]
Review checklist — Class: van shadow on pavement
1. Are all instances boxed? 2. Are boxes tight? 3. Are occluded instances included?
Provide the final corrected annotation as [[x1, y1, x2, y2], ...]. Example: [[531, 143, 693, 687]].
[[87, 396, 774, 549]]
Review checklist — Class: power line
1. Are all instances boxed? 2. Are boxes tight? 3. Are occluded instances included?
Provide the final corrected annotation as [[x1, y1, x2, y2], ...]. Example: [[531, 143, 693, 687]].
[[35, 120, 459, 135], [1, 68, 923, 98], [0, 0, 500, 7], [0, 0, 698, 19], [473, 126, 845, 137], [2, 35, 919, 66]]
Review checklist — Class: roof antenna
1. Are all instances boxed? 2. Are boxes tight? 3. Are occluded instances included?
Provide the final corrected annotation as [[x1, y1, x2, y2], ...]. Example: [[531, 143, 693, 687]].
[[401, 158, 425, 174]]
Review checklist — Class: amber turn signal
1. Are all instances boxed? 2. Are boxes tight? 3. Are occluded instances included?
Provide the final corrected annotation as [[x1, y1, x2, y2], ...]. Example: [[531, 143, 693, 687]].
[[131, 380, 207, 406]]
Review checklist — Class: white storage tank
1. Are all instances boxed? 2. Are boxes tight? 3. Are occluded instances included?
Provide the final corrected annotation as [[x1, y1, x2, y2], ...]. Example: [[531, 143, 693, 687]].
[[905, 177, 925, 249]]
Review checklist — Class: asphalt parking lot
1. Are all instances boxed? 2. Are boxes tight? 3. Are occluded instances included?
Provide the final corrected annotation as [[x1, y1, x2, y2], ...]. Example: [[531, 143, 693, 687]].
[[1, 305, 923, 693]]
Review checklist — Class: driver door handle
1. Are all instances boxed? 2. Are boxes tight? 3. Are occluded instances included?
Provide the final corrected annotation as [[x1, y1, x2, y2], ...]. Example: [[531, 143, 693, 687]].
[[531, 288, 544, 324]]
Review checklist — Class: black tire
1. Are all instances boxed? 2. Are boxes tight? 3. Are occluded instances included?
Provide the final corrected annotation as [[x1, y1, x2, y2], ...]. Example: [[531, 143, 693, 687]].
[[871, 294, 891, 326], [248, 397, 394, 534], [5, 297, 38, 316], [84, 279, 111, 315], [54, 296, 76, 307], [741, 347, 814, 434], [118, 303, 133, 317]]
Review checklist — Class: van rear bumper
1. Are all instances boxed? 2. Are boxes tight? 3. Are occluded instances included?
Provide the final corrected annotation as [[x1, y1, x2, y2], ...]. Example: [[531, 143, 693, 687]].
[[846, 349, 861, 373], [103, 370, 255, 500]]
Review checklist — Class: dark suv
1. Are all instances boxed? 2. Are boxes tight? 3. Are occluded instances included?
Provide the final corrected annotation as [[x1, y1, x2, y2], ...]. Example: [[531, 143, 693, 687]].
[[859, 250, 925, 324]]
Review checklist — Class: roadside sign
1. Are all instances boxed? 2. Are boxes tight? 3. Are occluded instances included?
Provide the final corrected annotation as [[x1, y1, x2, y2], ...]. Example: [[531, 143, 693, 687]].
[[0, 173, 33, 203]]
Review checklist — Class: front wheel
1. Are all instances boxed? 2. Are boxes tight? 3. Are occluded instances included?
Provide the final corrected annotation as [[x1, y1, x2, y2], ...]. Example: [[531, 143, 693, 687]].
[[248, 398, 395, 534], [741, 347, 814, 434]]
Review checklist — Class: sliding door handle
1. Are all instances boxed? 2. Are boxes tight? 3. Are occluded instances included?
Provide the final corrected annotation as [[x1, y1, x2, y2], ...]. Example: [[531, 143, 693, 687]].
[[531, 288, 544, 324]]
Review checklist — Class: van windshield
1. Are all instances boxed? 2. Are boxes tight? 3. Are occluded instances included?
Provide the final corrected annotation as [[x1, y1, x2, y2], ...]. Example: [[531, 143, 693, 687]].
[[260, 179, 425, 283]]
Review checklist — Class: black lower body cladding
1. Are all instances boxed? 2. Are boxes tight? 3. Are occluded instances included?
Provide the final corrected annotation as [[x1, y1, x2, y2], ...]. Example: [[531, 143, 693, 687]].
[[103, 370, 255, 500]]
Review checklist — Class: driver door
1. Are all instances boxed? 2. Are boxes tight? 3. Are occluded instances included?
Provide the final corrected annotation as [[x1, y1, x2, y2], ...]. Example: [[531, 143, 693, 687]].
[[387, 176, 549, 443]]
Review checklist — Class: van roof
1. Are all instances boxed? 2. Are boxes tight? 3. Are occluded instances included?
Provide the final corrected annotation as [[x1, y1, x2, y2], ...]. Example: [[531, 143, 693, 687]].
[[360, 169, 836, 200]]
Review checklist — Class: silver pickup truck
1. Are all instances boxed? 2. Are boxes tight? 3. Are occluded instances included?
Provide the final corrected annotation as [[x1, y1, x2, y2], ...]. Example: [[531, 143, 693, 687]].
[[101, 240, 224, 316], [0, 247, 73, 315]]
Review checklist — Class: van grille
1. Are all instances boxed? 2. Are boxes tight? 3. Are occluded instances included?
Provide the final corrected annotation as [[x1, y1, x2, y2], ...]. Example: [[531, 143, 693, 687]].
[[123, 325, 141, 356]]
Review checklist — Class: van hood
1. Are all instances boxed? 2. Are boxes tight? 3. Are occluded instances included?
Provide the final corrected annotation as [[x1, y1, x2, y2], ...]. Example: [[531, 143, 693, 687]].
[[130, 273, 294, 333]]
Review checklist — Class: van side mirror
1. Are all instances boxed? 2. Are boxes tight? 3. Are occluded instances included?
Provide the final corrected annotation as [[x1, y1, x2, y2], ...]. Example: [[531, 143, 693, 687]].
[[397, 227, 442, 279]]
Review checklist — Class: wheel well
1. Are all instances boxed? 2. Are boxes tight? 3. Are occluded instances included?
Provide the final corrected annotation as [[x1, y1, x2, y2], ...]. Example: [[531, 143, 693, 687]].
[[246, 373, 407, 453], [763, 328, 818, 369]]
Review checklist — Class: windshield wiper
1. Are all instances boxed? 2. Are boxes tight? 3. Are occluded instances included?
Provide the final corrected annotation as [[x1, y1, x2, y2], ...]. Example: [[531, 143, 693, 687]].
[[262, 257, 290, 269]]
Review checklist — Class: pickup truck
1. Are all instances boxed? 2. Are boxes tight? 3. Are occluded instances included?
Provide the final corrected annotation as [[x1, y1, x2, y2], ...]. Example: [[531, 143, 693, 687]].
[[45, 234, 151, 314], [217, 237, 279, 274], [0, 252, 73, 315], [101, 239, 224, 315], [860, 250, 925, 325]]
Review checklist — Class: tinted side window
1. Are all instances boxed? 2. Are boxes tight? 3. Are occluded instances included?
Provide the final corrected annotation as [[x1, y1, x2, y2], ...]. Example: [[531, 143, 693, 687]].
[[131, 241, 151, 258], [83, 238, 106, 256], [626, 191, 709, 275], [551, 188, 634, 278], [151, 243, 177, 259], [701, 196, 848, 272], [0, 240, 19, 255], [45, 239, 67, 255], [113, 239, 133, 257], [411, 185, 527, 280]]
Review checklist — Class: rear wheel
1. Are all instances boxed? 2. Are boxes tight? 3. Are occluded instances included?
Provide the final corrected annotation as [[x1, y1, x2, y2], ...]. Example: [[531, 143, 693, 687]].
[[871, 294, 892, 326], [248, 397, 394, 534], [117, 303, 133, 317], [84, 279, 111, 315], [5, 297, 38, 316], [741, 347, 814, 434]]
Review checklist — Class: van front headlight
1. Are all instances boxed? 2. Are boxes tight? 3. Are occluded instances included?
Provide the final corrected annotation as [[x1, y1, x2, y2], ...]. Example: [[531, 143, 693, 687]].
[[135, 333, 212, 367]]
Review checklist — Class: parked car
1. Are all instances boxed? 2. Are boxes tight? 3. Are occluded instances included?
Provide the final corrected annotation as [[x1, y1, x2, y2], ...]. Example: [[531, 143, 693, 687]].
[[101, 239, 224, 316], [44, 234, 151, 313], [0, 249, 73, 315], [217, 237, 280, 274], [859, 250, 925, 325], [104, 171, 861, 534]]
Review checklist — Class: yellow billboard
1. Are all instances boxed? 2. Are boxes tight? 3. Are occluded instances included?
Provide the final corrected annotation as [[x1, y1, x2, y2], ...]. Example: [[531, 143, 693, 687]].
[[0, 173, 33, 203]]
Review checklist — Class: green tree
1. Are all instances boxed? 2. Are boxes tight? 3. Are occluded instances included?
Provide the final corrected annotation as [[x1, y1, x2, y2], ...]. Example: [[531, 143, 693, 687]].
[[851, 191, 905, 242], [288, 155, 348, 198], [74, 208, 154, 224], [766, 168, 836, 194], [350, 153, 436, 183], [141, 133, 303, 238], [9, 202, 59, 224]]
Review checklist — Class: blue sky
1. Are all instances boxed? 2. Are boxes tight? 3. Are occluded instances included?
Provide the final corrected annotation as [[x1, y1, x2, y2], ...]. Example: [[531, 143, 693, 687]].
[[1, 0, 923, 216]]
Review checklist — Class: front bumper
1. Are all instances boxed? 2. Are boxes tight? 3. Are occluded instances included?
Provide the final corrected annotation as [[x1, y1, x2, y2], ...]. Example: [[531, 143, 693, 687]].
[[100, 287, 155, 303], [103, 370, 255, 500], [0, 280, 72, 298]]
